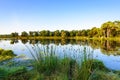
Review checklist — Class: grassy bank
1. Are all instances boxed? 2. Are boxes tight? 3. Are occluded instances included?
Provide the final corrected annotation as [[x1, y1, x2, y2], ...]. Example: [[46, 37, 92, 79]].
[[0, 48, 16, 61], [0, 47, 120, 80]]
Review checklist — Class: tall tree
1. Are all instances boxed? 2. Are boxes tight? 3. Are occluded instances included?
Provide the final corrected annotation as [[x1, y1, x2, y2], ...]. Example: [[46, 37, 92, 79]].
[[11, 32, 19, 37], [101, 21, 116, 37], [54, 30, 60, 36], [21, 31, 28, 37]]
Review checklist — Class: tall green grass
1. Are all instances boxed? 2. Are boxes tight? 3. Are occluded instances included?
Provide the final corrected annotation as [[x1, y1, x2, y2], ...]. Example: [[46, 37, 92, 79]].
[[0, 66, 29, 80], [1, 45, 119, 80], [27, 45, 98, 80]]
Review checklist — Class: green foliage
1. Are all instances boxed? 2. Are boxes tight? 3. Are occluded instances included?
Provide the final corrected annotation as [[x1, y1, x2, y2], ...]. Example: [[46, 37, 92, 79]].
[[90, 70, 120, 80], [39, 30, 50, 36], [0, 48, 16, 61], [1, 50, 16, 56], [1, 46, 120, 80], [54, 30, 60, 36], [0, 68, 7, 79], [21, 31, 28, 37], [49, 32, 54, 36], [101, 21, 120, 37], [27, 46, 109, 80], [35, 55, 60, 76], [11, 32, 19, 37], [76, 30, 82, 36], [90, 59, 109, 71], [88, 27, 101, 37], [0, 66, 29, 80], [69, 30, 76, 37], [0, 48, 4, 55]]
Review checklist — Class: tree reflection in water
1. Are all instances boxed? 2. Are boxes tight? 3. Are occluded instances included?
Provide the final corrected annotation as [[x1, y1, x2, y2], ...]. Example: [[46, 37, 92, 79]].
[[9, 39, 120, 55]]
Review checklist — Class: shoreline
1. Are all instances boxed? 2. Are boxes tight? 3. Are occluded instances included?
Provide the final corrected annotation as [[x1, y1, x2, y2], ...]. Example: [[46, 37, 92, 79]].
[[0, 36, 120, 40]]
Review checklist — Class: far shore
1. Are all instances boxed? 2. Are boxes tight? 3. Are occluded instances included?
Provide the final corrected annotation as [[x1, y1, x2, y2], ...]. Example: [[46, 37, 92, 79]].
[[0, 36, 120, 40]]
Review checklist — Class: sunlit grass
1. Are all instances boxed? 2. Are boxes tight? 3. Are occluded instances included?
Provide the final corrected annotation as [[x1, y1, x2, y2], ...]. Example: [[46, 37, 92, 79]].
[[0, 48, 16, 62], [27, 45, 104, 80], [1, 45, 120, 80]]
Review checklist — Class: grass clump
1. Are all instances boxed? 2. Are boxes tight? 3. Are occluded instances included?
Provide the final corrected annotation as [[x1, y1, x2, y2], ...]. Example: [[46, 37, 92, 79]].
[[90, 70, 120, 80], [28, 46, 106, 80], [0, 66, 29, 80], [35, 55, 60, 76], [0, 48, 16, 61]]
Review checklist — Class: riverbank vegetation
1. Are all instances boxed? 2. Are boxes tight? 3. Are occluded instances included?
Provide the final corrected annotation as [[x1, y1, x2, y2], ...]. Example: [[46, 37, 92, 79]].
[[0, 48, 16, 61], [0, 47, 120, 80], [0, 21, 120, 39]]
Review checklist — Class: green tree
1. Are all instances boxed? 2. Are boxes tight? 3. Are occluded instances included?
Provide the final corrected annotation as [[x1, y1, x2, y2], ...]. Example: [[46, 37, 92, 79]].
[[33, 31, 39, 36], [88, 27, 100, 37], [61, 30, 66, 38], [76, 30, 82, 36], [21, 31, 28, 37], [29, 31, 34, 37], [114, 21, 120, 36], [101, 21, 118, 37], [49, 32, 54, 36], [54, 30, 60, 36], [11, 32, 19, 37], [39, 30, 46, 36], [45, 30, 50, 36], [81, 29, 88, 36]]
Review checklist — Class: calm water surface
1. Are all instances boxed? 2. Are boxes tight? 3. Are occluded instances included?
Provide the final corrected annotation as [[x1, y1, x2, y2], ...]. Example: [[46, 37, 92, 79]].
[[0, 39, 120, 70]]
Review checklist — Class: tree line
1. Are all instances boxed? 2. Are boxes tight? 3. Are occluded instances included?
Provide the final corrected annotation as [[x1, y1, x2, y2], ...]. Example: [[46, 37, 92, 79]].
[[0, 21, 120, 38]]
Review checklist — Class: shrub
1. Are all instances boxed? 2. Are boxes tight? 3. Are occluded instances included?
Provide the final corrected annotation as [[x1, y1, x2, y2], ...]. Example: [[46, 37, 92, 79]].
[[1, 50, 16, 56]]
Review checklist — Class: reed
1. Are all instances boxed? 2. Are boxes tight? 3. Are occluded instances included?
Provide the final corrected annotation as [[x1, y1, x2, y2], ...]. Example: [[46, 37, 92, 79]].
[[28, 45, 98, 80], [1, 45, 118, 80]]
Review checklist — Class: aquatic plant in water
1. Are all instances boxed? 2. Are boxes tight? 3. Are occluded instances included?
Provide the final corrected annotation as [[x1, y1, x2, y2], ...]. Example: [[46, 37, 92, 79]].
[[26, 45, 104, 80], [0, 48, 16, 61]]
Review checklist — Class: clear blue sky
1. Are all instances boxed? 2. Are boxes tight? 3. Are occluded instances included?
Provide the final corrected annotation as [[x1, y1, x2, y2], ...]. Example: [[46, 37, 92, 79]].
[[0, 0, 120, 34]]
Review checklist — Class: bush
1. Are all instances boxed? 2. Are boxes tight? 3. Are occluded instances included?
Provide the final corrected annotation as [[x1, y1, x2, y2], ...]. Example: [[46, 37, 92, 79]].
[[0, 66, 29, 80], [0, 49, 16, 61], [1, 50, 16, 56], [0, 48, 4, 55]]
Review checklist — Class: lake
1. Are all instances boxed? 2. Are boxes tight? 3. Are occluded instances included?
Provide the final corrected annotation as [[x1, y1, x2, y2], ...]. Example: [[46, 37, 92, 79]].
[[0, 39, 120, 70]]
